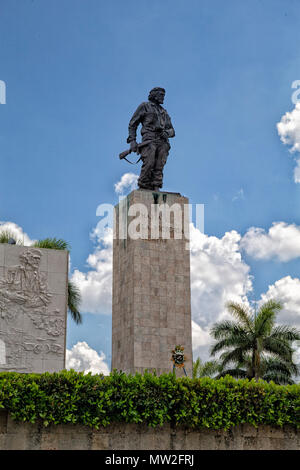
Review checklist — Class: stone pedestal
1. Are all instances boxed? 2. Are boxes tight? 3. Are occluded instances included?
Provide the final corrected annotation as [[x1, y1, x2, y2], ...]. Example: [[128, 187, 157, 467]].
[[112, 189, 193, 376], [0, 245, 68, 373]]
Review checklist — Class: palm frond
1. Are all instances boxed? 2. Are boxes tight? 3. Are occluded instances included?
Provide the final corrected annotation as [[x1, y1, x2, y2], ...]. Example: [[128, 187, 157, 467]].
[[201, 360, 221, 377], [255, 300, 282, 336], [68, 280, 82, 325], [33, 237, 70, 251], [225, 301, 253, 331], [192, 358, 221, 378], [192, 357, 203, 379], [210, 328, 252, 356], [262, 370, 295, 385], [0, 230, 23, 245], [210, 320, 248, 340], [269, 325, 300, 342], [218, 347, 250, 368], [263, 336, 294, 362], [262, 357, 299, 377]]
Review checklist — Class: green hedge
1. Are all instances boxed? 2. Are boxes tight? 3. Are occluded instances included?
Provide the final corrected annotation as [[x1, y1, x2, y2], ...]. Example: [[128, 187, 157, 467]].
[[0, 370, 299, 430]]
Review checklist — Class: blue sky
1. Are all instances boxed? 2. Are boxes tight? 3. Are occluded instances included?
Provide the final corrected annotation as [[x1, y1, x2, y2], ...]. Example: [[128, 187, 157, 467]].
[[1, 0, 300, 371]]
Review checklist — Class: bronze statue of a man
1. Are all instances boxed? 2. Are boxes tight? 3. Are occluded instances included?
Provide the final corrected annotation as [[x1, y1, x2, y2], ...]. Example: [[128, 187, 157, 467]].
[[126, 87, 175, 191]]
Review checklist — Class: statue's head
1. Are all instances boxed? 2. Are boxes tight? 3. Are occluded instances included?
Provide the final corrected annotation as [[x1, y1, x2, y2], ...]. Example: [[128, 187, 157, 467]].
[[20, 249, 41, 270], [148, 87, 165, 104]]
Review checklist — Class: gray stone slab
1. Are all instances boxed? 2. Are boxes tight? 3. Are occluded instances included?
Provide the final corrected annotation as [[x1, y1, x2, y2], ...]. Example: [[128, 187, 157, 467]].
[[47, 250, 68, 274], [0, 246, 4, 266], [0, 245, 68, 373], [47, 271, 68, 295]]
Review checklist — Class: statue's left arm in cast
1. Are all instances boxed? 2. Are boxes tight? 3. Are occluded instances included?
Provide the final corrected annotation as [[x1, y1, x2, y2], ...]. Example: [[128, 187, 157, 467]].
[[161, 113, 175, 140], [127, 102, 147, 152]]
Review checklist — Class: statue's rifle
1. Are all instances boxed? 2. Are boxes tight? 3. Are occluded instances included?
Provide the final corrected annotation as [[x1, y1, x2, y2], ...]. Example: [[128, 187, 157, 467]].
[[119, 139, 157, 164]]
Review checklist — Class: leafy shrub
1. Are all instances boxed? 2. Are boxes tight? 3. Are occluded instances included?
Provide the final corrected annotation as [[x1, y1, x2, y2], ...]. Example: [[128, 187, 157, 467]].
[[0, 370, 299, 430]]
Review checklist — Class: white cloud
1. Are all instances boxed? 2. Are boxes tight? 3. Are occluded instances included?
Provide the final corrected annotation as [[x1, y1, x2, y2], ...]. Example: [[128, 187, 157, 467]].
[[71, 228, 113, 315], [241, 222, 300, 262], [0, 221, 35, 246], [191, 321, 213, 362], [259, 276, 300, 375], [70, 172, 138, 315], [190, 224, 252, 326], [192, 320, 212, 349], [277, 102, 300, 153], [277, 102, 300, 183], [294, 159, 300, 183], [66, 341, 110, 375], [259, 276, 300, 327], [190, 224, 253, 359], [114, 172, 139, 194]]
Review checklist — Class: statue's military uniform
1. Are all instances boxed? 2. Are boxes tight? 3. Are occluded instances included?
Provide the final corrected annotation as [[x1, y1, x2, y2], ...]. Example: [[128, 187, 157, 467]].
[[127, 100, 175, 190]]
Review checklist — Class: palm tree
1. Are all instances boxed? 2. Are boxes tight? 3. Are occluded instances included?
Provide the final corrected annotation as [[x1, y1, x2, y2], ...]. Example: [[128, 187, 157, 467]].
[[210, 299, 300, 384], [0, 234, 82, 325], [192, 357, 221, 379], [214, 352, 298, 385], [33, 238, 82, 324]]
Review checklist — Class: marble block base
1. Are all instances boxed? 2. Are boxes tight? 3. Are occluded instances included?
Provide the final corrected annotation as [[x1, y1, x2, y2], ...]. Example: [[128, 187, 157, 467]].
[[112, 189, 193, 376]]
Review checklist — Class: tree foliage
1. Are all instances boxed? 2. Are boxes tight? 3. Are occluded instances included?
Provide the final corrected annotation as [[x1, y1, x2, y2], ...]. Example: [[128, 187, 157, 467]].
[[0, 370, 299, 430], [33, 238, 70, 251], [192, 358, 221, 379], [210, 300, 300, 384]]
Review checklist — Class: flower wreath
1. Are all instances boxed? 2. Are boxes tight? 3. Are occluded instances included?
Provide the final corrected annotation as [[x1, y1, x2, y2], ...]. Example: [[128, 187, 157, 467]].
[[171, 345, 186, 368]]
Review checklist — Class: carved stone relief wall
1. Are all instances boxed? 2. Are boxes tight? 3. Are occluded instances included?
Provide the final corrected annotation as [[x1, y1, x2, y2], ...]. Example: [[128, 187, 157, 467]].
[[0, 245, 68, 373]]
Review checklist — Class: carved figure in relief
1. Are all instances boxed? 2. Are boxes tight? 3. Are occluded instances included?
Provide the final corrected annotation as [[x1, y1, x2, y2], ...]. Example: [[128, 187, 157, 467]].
[[0, 328, 25, 369], [0, 327, 63, 371], [0, 248, 65, 372], [28, 310, 64, 337], [0, 248, 52, 316]]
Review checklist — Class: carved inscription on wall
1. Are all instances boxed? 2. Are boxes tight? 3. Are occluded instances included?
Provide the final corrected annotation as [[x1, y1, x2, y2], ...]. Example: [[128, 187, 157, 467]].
[[0, 247, 67, 373]]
